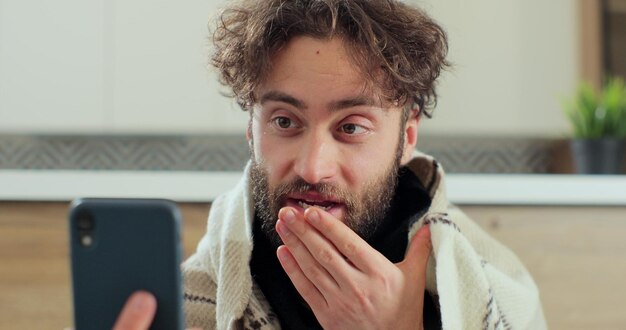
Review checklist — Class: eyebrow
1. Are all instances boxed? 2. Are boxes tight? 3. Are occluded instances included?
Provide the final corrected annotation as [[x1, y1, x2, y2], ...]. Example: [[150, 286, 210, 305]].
[[260, 91, 307, 109], [329, 96, 377, 112], [259, 90, 379, 112]]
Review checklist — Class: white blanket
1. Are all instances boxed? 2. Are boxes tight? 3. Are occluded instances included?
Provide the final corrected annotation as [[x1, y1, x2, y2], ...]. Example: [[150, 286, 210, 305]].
[[187, 152, 547, 329]]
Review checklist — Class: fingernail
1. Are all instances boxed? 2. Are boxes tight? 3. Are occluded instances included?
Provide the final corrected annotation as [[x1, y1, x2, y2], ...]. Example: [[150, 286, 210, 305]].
[[283, 209, 296, 224], [307, 209, 320, 224], [277, 246, 290, 262]]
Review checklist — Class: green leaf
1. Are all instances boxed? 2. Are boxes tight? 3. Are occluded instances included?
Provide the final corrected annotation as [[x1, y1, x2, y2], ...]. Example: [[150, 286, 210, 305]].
[[561, 77, 626, 138]]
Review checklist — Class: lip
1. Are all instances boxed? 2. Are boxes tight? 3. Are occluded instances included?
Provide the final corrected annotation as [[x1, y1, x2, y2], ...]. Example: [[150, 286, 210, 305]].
[[286, 192, 341, 204]]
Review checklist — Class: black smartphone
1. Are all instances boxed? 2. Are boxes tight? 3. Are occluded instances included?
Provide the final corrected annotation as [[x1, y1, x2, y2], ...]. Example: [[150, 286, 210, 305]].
[[69, 198, 184, 330]]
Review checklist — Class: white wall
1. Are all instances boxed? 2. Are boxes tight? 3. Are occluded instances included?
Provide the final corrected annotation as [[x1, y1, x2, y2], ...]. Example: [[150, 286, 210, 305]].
[[0, 0, 246, 134], [416, 0, 579, 137], [0, 0, 578, 136]]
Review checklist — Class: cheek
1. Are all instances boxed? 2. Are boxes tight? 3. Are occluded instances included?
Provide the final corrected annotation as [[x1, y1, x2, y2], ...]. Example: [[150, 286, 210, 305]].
[[251, 119, 283, 169], [253, 130, 293, 184], [362, 131, 400, 166], [340, 141, 397, 190]]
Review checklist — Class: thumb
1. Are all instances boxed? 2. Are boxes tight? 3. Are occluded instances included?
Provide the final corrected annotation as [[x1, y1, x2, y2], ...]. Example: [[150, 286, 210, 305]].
[[113, 291, 157, 330], [397, 225, 432, 275]]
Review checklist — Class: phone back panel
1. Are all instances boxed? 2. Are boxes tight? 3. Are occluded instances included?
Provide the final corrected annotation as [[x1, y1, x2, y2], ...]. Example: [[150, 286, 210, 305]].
[[69, 198, 183, 330]]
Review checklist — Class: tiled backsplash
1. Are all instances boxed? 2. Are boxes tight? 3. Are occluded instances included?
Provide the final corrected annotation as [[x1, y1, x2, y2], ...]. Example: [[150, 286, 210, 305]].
[[0, 134, 569, 174]]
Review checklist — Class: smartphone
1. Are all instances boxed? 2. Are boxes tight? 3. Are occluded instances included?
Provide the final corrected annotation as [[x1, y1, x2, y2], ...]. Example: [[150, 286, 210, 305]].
[[69, 198, 184, 330]]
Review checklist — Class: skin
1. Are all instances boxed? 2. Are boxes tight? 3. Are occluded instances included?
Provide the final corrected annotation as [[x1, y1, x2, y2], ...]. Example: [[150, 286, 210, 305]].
[[254, 36, 429, 329], [112, 291, 157, 330], [250, 37, 416, 220], [114, 36, 431, 329], [276, 208, 430, 330]]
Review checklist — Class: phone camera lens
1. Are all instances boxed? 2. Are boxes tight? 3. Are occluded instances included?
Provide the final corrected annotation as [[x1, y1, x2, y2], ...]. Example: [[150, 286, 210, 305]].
[[76, 212, 94, 231]]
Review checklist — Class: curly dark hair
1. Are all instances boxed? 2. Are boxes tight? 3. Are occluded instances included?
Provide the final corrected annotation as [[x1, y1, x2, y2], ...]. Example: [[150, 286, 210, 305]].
[[211, 0, 449, 118]]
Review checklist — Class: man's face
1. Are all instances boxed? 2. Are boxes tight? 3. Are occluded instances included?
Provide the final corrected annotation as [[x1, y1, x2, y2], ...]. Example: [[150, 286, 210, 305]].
[[248, 37, 418, 246]]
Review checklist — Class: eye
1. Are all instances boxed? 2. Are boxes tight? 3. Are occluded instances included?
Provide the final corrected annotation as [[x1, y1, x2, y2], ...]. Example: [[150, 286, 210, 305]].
[[340, 123, 367, 135], [272, 116, 299, 129]]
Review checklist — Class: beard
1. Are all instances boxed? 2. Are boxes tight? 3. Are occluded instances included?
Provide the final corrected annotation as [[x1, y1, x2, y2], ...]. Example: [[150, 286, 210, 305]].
[[249, 137, 404, 248]]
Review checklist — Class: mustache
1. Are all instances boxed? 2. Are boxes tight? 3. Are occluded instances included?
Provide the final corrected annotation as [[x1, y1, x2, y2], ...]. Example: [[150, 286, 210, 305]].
[[273, 177, 356, 208]]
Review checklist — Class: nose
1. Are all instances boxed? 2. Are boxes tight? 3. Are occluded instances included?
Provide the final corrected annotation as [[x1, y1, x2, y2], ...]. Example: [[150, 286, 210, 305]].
[[293, 131, 338, 184]]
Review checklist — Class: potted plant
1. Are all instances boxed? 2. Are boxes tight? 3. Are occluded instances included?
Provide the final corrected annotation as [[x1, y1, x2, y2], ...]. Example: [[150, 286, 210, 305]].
[[562, 77, 626, 174]]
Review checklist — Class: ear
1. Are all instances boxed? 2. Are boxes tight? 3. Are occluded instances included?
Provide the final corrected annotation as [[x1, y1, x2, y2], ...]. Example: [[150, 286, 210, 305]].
[[246, 109, 256, 148], [400, 108, 420, 165]]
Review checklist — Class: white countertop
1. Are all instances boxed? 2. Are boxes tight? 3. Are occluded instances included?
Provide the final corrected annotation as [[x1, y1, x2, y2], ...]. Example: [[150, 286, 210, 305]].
[[1, 170, 625, 206]]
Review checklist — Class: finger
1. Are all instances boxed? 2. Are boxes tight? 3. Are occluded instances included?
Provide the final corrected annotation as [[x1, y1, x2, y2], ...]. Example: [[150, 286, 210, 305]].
[[303, 207, 390, 274], [113, 291, 157, 330], [276, 245, 328, 309], [278, 208, 357, 286], [397, 225, 431, 277], [276, 218, 340, 294]]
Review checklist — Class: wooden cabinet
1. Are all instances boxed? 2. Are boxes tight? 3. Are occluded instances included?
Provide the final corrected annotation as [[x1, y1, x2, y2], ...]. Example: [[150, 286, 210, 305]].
[[462, 205, 626, 330], [0, 201, 209, 329], [1, 202, 623, 329]]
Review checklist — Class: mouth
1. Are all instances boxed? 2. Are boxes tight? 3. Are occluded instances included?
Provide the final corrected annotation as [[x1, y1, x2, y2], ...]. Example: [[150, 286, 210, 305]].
[[284, 193, 345, 219], [295, 199, 336, 211]]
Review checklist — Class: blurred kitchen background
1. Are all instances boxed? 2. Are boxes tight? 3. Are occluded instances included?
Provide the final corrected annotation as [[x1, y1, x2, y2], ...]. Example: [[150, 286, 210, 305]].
[[0, 0, 625, 329]]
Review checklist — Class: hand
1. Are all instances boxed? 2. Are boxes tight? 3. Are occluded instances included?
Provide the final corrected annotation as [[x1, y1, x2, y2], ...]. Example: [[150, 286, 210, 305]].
[[275, 206, 431, 330]]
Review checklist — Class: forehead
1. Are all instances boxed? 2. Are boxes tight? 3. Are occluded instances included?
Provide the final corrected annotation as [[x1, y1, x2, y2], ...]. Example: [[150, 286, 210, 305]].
[[271, 36, 355, 74], [259, 36, 376, 100]]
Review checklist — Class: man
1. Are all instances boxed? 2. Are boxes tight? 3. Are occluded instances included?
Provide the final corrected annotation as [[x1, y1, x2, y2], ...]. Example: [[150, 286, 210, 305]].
[[114, 0, 546, 329]]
